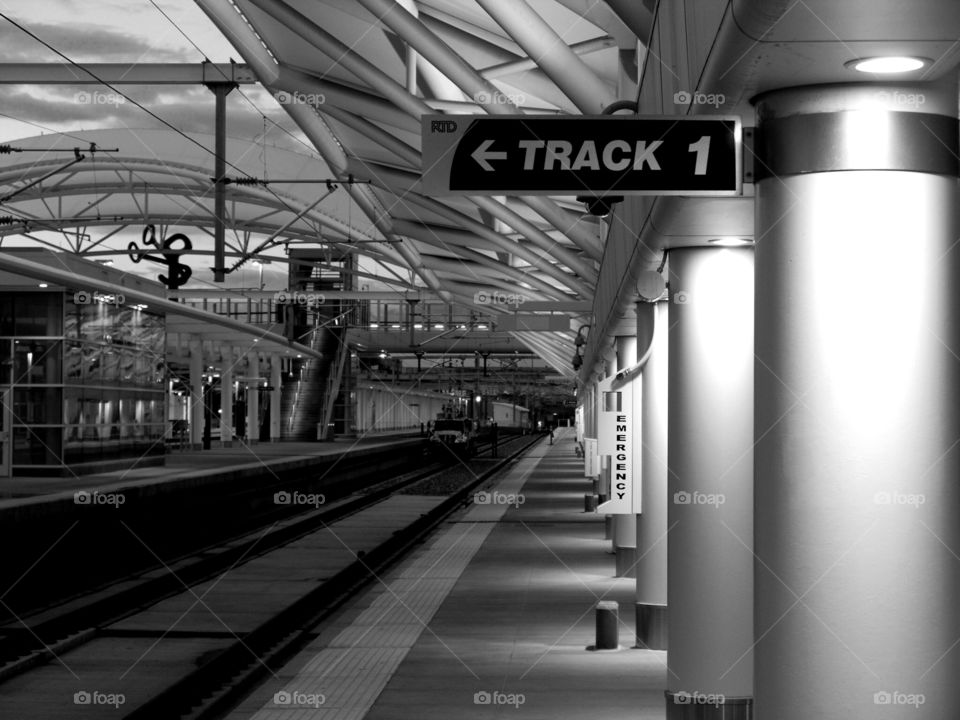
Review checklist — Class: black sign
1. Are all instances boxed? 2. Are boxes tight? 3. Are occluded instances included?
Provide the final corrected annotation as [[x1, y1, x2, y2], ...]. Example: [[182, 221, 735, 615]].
[[421, 115, 740, 196], [128, 225, 193, 290]]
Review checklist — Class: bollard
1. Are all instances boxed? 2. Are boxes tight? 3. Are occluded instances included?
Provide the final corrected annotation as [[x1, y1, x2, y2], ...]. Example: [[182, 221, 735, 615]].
[[595, 601, 619, 650], [604, 514, 612, 540], [584, 493, 598, 512]]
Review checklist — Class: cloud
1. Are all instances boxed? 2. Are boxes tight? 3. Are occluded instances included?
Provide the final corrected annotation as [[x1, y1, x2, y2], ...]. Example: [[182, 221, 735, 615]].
[[0, 20, 192, 63], [0, 83, 303, 144]]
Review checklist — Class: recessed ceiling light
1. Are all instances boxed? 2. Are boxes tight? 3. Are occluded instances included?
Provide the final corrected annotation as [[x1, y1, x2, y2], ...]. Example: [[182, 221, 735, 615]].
[[38, 283, 48, 288], [848, 56, 927, 74], [708, 237, 753, 247]]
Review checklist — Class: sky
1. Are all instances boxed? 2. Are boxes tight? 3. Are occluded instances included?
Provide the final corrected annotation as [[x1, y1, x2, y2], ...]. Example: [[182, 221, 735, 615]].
[[0, 0, 310, 155], [0, 1, 340, 291]]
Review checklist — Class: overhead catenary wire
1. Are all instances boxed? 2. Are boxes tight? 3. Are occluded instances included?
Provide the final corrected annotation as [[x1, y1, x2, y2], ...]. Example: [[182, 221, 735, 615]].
[[0, 8, 402, 289], [0, 15, 339, 273], [147, 0, 323, 161], [0, 9, 309, 228]]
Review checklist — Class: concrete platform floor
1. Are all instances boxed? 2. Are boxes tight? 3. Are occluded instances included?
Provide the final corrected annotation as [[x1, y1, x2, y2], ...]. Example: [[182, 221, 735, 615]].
[[228, 428, 668, 719]]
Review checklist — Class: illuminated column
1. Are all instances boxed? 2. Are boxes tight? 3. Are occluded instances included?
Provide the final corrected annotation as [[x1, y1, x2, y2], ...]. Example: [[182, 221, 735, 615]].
[[246, 352, 260, 444], [753, 82, 960, 719], [220, 347, 234, 447], [189, 340, 204, 450], [613, 335, 637, 578], [636, 300, 668, 650], [667, 247, 753, 718], [270, 355, 281, 442]]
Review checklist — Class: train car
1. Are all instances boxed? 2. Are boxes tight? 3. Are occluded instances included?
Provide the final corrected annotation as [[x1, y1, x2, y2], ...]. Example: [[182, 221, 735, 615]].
[[489, 401, 530, 433], [428, 416, 477, 458]]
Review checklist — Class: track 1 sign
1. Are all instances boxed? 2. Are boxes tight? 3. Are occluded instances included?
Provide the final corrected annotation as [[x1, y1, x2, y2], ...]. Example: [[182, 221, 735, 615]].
[[421, 114, 740, 196]]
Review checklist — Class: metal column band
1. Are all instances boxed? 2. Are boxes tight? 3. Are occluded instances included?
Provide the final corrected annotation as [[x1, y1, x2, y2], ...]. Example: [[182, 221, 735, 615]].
[[753, 111, 959, 180]]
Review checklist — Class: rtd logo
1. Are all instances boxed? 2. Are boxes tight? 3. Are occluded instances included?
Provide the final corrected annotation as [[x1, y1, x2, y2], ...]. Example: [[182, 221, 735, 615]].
[[431, 120, 458, 133]]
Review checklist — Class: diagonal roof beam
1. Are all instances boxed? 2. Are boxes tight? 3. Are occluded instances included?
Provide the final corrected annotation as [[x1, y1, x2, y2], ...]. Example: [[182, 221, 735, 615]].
[[193, 0, 451, 302], [258, 0, 601, 266], [476, 0, 617, 114], [351, 160, 591, 297], [481, 36, 616, 78]]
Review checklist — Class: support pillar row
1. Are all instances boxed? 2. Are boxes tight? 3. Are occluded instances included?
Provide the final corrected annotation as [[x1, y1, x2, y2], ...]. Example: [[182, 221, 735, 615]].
[[753, 81, 960, 719], [666, 247, 753, 719], [636, 300, 668, 650]]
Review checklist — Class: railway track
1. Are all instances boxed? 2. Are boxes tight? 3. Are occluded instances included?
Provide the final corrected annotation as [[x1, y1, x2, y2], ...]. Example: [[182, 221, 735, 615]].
[[0, 433, 542, 719]]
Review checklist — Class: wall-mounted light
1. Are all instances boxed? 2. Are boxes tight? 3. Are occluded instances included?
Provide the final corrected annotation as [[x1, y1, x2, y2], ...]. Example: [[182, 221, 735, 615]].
[[846, 56, 929, 74]]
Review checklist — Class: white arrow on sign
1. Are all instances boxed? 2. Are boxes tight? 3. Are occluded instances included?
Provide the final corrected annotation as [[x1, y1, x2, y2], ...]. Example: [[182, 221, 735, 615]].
[[471, 139, 507, 171]]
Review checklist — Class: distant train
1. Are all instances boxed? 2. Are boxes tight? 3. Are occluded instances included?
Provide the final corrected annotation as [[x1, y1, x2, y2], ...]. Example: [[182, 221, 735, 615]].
[[488, 400, 530, 434], [428, 417, 478, 458], [427, 401, 531, 459]]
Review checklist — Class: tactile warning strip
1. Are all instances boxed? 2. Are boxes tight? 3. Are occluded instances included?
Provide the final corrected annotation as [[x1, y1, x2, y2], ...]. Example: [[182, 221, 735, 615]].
[[246, 444, 548, 720]]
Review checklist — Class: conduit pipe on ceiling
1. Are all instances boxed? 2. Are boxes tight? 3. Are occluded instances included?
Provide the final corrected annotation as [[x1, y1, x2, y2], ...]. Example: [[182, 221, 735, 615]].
[[610, 301, 656, 388]]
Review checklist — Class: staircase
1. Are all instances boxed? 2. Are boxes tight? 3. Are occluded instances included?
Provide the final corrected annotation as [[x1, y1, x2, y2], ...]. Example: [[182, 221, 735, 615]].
[[279, 326, 344, 440]]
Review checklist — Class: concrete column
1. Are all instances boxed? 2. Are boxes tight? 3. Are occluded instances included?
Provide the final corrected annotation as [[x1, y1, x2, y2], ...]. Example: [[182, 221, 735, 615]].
[[189, 341, 204, 450], [636, 300, 668, 650], [753, 82, 960, 719], [612, 335, 637, 578], [270, 355, 281, 442], [220, 348, 234, 447], [666, 247, 753, 718], [246, 352, 259, 444]]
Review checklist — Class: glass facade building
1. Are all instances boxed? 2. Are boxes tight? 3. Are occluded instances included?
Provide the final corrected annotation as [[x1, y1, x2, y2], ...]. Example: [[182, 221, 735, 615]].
[[0, 291, 166, 475]]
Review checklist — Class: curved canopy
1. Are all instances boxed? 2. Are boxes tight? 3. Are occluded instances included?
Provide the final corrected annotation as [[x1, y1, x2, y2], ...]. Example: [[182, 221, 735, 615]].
[[0, 0, 651, 374]]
